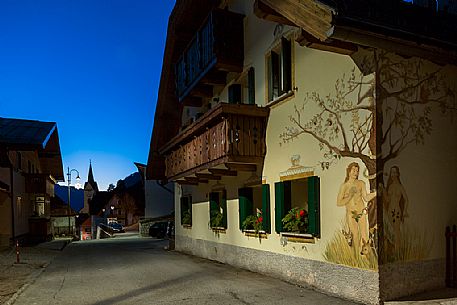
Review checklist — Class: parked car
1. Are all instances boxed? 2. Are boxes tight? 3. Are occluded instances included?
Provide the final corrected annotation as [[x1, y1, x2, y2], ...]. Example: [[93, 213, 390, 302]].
[[149, 221, 170, 238], [108, 222, 124, 233]]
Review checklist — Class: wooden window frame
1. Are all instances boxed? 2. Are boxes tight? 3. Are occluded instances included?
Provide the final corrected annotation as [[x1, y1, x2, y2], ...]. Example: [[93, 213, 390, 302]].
[[274, 176, 320, 237], [209, 190, 227, 229], [266, 37, 293, 104], [238, 184, 271, 233], [180, 195, 192, 227]]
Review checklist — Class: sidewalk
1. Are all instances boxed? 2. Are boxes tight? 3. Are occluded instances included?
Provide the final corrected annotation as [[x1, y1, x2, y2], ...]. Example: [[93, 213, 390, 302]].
[[0, 239, 69, 305]]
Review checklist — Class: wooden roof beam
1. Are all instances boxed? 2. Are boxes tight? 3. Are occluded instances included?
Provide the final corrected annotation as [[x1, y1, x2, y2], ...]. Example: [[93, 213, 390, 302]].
[[185, 177, 208, 184], [195, 173, 221, 180], [296, 30, 358, 55], [253, 0, 296, 26], [225, 163, 256, 172], [176, 180, 198, 185], [209, 168, 237, 177], [259, 0, 335, 41]]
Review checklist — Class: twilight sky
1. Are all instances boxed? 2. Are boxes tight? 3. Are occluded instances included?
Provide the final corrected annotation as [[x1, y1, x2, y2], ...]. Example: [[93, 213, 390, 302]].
[[0, 0, 175, 190]]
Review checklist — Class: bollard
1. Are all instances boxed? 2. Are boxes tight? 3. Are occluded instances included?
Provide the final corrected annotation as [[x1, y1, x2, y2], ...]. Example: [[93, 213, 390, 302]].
[[16, 240, 20, 264]]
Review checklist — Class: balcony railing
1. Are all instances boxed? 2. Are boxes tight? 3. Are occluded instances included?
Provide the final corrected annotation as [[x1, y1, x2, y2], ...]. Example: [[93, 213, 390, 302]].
[[160, 103, 269, 181], [25, 173, 55, 196], [175, 9, 244, 102]]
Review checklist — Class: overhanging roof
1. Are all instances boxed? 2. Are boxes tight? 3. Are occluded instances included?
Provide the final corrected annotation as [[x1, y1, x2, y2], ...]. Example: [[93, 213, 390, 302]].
[[257, 0, 457, 64], [0, 117, 64, 181]]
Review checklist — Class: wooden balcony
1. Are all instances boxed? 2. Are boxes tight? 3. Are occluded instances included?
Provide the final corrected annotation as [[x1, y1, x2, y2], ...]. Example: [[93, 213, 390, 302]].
[[25, 173, 55, 196], [175, 9, 244, 105], [160, 103, 270, 182]]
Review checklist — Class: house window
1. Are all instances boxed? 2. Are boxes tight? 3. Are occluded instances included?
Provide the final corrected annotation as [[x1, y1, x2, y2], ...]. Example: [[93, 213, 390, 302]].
[[267, 37, 292, 102], [35, 196, 45, 216], [238, 184, 271, 233], [209, 190, 227, 229], [274, 176, 320, 236], [228, 67, 256, 105], [180, 195, 192, 226]]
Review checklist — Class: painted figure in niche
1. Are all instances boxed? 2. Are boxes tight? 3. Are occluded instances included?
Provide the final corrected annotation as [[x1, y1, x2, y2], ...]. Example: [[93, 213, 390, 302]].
[[383, 166, 409, 249], [337, 162, 376, 249]]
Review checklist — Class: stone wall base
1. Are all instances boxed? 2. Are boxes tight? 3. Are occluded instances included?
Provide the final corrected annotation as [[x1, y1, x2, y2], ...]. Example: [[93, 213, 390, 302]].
[[380, 258, 445, 301], [176, 235, 380, 305], [139, 219, 154, 237]]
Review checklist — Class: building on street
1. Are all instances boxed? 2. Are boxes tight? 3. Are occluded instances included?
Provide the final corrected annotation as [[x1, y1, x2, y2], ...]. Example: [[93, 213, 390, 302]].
[[146, 1, 457, 304], [0, 117, 64, 246]]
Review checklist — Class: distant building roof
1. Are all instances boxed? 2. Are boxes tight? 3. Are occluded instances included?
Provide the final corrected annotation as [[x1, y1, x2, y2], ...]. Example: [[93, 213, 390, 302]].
[[84, 160, 99, 192], [0, 117, 64, 181]]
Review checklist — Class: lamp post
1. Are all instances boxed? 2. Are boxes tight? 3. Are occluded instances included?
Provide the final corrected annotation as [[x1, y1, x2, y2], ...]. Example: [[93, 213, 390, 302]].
[[67, 167, 80, 236]]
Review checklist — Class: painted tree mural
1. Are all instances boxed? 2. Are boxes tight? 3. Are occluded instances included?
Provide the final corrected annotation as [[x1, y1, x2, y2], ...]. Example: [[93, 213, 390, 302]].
[[280, 50, 456, 223]]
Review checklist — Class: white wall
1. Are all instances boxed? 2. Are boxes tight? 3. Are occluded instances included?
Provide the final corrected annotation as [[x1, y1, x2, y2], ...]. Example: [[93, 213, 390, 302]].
[[144, 180, 174, 218]]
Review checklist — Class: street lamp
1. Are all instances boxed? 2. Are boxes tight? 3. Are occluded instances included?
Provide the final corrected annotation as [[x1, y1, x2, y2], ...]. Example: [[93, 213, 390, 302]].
[[67, 167, 80, 236]]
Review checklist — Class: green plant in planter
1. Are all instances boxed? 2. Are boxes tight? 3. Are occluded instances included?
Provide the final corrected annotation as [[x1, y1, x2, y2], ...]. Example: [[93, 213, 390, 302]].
[[242, 209, 263, 232], [282, 207, 308, 233], [210, 209, 224, 228], [182, 210, 191, 225]]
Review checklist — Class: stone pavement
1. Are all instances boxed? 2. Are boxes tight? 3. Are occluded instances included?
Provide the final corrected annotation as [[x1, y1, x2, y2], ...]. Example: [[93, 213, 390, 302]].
[[0, 239, 70, 305], [2, 235, 457, 305]]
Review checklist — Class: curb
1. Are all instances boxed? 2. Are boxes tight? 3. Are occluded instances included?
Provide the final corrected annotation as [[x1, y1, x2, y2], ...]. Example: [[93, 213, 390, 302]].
[[4, 241, 70, 305], [4, 263, 49, 305]]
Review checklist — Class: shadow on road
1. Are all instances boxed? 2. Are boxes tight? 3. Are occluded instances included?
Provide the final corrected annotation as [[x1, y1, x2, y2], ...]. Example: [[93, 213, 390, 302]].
[[88, 271, 205, 305]]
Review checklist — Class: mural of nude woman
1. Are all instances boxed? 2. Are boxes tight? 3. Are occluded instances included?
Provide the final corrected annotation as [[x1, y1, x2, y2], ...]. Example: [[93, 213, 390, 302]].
[[337, 162, 377, 249], [383, 166, 409, 249]]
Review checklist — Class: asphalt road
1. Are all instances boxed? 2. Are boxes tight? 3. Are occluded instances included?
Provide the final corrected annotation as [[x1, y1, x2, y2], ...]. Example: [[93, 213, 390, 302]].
[[12, 235, 359, 305]]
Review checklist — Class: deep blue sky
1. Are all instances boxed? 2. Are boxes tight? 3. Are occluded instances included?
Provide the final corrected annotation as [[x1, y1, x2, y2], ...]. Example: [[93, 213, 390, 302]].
[[0, 0, 175, 190]]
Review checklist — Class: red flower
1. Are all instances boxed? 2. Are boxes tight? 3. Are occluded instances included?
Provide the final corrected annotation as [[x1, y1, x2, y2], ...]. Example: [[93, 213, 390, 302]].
[[299, 210, 305, 217], [258, 217, 263, 223]]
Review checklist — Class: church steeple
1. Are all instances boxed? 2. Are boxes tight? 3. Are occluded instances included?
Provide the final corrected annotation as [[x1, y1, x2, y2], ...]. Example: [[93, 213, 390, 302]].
[[84, 160, 98, 193], [82, 160, 99, 214], [88, 160, 95, 185]]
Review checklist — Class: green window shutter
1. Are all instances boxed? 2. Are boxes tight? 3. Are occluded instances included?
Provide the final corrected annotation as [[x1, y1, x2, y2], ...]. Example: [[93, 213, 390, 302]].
[[222, 190, 228, 228], [281, 37, 292, 93], [180, 197, 185, 224], [228, 84, 241, 104], [261, 184, 271, 233], [269, 51, 280, 101], [238, 187, 253, 230], [274, 182, 284, 233], [307, 176, 320, 237], [248, 67, 255, 105]]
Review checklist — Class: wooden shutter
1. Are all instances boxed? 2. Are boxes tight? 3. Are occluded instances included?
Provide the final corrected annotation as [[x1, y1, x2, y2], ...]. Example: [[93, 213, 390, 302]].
[[281, 37, 292, 94], [228, 84, 241, 104], [307, 176, 320, 237], [180, 197, 185, 225], [261, 184, 271, 233], [274, 182, 284, 233], [274, 181, 291, 233], [222, 190, 228, 228], [248, 67, 255, 105], [238, 188, 253, 230], [269, 51, 280, 101]]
